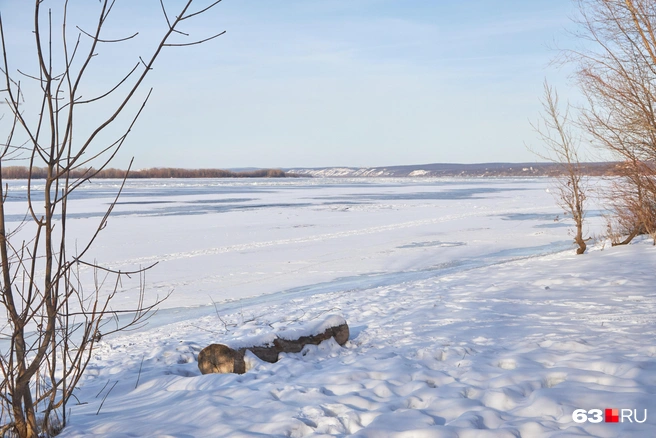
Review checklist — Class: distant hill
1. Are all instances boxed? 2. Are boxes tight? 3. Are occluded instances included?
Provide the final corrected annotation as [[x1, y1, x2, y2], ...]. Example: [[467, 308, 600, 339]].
[[1, 163, 620, 179], [286, 162, 618, 178]]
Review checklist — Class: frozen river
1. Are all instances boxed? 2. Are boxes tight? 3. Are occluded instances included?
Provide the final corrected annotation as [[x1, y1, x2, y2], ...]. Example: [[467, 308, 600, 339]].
[[8, 177, 656, 437], [3, 177, 602, 315], [0, 176, 608, 346]]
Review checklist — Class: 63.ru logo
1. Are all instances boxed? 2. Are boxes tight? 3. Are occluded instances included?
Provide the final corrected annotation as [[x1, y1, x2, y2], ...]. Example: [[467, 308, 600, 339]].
[[572, 409, 647, 423]]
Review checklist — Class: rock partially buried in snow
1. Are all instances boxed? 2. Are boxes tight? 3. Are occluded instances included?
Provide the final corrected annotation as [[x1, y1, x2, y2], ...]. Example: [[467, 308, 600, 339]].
[[198, 316, 349, 374], [197, 343, 246, 374]]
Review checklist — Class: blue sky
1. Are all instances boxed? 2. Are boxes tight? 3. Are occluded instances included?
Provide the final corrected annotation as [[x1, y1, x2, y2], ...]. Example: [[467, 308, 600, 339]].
[[1, 0, 580, 169]]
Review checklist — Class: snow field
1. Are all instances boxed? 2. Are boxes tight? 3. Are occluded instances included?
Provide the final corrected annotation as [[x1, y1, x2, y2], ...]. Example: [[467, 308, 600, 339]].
[[5, 177, 654, 436], [2, 178, 577, 313], [61, 238, 656, 437]]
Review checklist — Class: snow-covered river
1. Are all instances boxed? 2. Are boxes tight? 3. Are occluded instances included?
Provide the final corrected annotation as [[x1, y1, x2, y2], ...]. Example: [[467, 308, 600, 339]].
[[7, 177, 656, 437], [4, 177, 600, 314]]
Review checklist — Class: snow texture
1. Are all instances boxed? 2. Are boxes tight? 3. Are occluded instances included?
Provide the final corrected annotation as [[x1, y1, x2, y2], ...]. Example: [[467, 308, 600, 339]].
[[3, 177, 653, 437]]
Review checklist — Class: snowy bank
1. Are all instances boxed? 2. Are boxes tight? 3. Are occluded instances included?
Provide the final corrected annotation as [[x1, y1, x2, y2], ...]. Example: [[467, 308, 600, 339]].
[[60, 238, 656, 437]]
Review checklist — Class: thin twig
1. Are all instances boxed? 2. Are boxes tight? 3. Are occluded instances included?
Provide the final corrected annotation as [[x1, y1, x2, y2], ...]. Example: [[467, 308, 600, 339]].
[[135, 355, 145, 388], [95, 379, 110, 399], [96, 380, 118, 415]]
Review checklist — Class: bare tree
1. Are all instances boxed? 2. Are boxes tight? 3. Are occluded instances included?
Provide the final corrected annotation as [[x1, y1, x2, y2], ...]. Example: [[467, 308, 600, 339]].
[[0, 1, 224, 436], [532, 81, 589, 254], [568, 0, 656, 244], [604, 158, 656, 244]]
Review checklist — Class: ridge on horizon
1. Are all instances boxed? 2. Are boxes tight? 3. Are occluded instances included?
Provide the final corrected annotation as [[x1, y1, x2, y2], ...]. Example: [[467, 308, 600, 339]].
[[285, 161, 612, 170], [0, 162, 619, 179], [285, 161, 617, 177]]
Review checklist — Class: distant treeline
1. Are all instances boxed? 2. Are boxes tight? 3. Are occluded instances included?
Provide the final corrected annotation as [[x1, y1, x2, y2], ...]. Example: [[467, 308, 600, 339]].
[[0, 167, 296, 179]]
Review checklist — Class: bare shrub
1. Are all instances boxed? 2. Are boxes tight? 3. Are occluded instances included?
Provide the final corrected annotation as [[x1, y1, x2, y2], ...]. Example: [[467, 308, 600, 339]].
[[567, 0, 656, 244], [532, 82, 589, 254], [604, 161, 656, 245], [0, 1, 223, 436]]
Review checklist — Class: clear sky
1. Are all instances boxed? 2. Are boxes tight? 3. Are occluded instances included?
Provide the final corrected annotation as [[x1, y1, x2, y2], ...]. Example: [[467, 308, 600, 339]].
[[1, 0, 581, 169]]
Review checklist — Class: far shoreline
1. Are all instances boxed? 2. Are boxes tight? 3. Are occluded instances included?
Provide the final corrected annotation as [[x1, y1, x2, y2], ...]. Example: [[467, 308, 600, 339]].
[[1, 161, 626, 179], [1, 167, 301, 179]]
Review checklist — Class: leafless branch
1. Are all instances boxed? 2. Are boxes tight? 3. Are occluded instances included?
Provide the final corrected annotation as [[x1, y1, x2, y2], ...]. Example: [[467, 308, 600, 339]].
[[75, 25, 138, 43], [0, 1, 224, 435], [163, 30, 226, 47]]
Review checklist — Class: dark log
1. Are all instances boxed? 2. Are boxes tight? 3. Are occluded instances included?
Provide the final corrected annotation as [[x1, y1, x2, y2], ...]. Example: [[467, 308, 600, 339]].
[[198, 322, 349, 374]]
